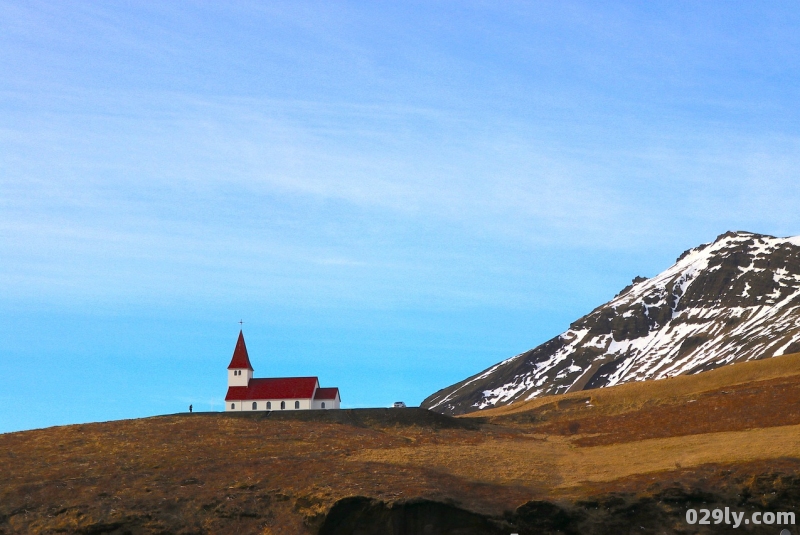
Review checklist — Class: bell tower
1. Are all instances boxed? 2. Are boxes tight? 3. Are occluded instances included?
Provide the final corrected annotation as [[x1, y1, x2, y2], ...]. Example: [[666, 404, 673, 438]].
[[227, 330, 253, 387]]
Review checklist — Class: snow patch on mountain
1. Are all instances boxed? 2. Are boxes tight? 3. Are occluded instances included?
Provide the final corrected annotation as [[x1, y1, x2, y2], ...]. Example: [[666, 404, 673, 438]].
[[422, 231, 800, 415]]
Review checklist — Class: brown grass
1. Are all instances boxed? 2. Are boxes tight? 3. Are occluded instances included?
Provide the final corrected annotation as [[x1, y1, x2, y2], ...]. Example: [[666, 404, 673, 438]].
[[470, 351, 800, 419], [353, 423, 800, 489], [3, 353, 800, 533], [0, 414, 535, 534]]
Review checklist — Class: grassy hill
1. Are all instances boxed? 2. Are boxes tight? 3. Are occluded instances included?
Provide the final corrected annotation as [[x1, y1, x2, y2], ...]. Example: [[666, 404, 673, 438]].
[[476, 350, 800, 419], [2, 354, 800, 534]]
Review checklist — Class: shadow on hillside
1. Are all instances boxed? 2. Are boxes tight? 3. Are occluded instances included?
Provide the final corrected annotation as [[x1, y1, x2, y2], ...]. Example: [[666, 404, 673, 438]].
[[177, 407, 486, 430]]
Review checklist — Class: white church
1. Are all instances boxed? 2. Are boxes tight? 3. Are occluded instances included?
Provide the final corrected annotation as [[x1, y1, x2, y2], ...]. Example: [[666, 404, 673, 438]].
[[225, 330, 341, 411]]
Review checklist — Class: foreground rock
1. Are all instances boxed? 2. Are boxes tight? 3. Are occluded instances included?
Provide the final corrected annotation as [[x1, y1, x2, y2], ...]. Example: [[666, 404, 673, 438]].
[[321, 466, 800, 535]]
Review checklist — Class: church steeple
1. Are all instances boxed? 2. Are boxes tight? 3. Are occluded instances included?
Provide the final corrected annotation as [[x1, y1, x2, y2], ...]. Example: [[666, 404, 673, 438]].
[[227, 330, 253, 387]]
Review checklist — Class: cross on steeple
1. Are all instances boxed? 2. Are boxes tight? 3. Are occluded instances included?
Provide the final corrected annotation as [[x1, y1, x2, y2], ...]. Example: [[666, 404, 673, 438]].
[[238, 319, 243, 328]]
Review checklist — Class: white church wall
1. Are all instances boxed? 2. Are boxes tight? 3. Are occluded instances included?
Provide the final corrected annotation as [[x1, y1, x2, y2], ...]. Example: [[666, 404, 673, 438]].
[[226, 401, 242, 411], [226, 398, 340, 411], [229, 398, 315, 411], [312, 397, 340, 409], [271, 399, 310, 410], [228, 369, 251, 387]]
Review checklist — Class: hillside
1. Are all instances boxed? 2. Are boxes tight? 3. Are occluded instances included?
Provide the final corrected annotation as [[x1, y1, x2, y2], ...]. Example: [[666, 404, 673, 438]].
[[2, 353, 800, 534], [423, 231, 800, 415]]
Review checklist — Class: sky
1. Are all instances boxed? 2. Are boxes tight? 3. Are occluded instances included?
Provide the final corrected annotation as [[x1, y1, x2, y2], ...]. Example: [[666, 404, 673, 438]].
[[2, 1, 800, 433]]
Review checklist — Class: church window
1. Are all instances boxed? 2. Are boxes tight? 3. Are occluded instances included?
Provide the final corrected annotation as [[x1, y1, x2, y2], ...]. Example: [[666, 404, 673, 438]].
[[267, 401, 271, 409], [295, 401, 300, 409], [321, 402, 326, 409], [281, 401, 285, 410], [252, 402, 257, 410], [231, 403, 235, 409]]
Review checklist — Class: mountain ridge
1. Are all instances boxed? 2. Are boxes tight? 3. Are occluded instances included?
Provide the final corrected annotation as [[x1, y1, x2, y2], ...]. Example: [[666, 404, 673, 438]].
[[422, 230, 800, 415]]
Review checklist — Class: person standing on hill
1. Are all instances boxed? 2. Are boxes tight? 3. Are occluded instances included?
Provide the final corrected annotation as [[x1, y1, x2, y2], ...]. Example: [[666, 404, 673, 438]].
[[189, 404, 193, 413]]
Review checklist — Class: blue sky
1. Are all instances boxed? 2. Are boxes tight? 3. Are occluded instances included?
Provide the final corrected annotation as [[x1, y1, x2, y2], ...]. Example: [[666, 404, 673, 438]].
[[2, 1, 800, 433]]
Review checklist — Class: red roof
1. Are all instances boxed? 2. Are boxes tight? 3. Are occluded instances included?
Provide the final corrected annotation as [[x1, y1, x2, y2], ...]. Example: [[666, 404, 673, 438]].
[[314, 387, 340, 401], [227, 330, 254, 370], [225, 377, 320, 401]]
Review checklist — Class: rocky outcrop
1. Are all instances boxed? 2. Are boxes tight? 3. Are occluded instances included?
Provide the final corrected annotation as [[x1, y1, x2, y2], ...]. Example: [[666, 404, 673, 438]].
[[318, 469, 800, 535]]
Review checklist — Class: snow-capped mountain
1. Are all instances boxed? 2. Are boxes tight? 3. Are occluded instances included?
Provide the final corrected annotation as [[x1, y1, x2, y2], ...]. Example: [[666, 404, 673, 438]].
[[422, 231, 800, 416]]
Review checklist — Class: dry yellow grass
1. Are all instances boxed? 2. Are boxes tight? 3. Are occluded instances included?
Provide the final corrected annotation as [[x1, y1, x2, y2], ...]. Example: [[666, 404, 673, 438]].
[[468, 351, 800, 419], [5, 354, 800, 533], [353, 422, 800, 489]]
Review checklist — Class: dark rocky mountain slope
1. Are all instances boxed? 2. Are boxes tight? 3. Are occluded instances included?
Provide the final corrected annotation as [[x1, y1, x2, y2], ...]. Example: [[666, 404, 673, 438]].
[[422, 231, 800, 415]]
